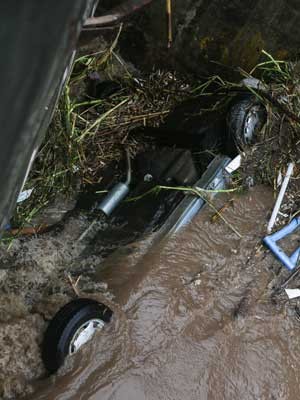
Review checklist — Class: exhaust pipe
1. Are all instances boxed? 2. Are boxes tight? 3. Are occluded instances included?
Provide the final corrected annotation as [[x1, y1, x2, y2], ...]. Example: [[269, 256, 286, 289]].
[[97, 149, 132, 217], [77, 150, 132, 242]]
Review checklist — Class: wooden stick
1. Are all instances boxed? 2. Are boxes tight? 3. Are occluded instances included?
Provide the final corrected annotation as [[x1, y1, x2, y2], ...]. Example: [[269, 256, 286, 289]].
[[211, 199, 234, 223], [67, 274, 81, 297], [166, 0, 172, 48], [8, 224, 48, 237]]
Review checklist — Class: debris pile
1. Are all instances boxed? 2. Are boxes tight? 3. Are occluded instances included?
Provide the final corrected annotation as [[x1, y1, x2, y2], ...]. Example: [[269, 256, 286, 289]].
[[239, 57, 300, 226], [13, 44, 192, 230]]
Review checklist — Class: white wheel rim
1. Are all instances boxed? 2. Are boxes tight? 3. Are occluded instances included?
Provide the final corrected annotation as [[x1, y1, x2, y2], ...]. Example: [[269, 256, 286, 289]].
[[69, 318, 105, 354], [244, 105, 262, 143]]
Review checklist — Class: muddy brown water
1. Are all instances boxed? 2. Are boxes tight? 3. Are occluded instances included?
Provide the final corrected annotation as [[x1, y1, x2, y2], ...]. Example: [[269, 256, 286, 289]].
[[24, 185, 300, 400]]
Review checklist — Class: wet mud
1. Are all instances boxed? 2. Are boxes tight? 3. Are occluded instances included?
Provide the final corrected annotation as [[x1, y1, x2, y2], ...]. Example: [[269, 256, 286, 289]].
[[0, 214, 111, 399], [24, 185, 300, 400]]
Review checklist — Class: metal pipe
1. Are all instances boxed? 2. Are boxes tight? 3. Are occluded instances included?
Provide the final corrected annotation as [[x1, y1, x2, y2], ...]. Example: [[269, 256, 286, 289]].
[[97, 149, 132, 217], [77, 150, 132, 241], [84, 0, 153, 27], [97, 182, 129, 216], [264, 216, 300, 271]]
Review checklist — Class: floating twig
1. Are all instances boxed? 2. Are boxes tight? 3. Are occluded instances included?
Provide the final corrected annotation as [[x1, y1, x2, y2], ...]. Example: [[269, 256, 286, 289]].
[[77, 219, 98, 242], [211, 199, 234, 223]]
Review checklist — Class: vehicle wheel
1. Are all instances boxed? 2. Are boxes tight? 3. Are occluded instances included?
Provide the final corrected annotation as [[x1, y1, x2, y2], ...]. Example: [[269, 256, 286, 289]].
[[42, 298, 113, 373], [226, 95, 267, 154]]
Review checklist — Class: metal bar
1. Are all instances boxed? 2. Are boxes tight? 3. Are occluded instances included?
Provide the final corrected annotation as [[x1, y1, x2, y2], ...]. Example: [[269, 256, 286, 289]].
[[263, 217, 300, 271], [84, 0, 153, 27]]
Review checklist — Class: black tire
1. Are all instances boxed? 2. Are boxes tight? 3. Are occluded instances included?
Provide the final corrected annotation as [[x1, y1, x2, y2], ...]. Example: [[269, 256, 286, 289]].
[[42, 298, 113, 374], [226, 95, 266, 155]]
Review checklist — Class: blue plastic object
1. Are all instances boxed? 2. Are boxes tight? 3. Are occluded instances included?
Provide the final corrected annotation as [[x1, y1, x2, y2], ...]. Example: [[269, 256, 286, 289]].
[[263, 217, 300, 271]]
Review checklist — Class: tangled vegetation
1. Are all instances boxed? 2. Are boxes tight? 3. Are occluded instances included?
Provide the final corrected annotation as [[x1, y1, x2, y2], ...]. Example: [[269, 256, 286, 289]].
[[14, 42, 193, 228], [12, 44, 300, 231]]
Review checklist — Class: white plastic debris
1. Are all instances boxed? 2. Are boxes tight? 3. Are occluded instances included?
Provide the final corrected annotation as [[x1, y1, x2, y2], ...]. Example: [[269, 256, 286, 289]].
[[277, 170, 283, 187], [17, 188, 33, 203], [20, 147, 38, 192], [225, 155, 241, 174], [267, 162, 294, 234], [241, 78, 268, 92], [285, 288, 300, 300]]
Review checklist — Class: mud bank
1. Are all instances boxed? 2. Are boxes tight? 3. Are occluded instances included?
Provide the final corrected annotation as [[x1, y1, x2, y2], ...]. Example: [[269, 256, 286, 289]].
[[102, 0, 300, 77], [0, 185, 294, 400], [0, 214, 113, 399]]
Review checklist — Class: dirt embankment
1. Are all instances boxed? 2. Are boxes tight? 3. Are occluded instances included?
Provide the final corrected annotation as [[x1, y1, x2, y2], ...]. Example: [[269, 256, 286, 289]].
[[0, 211, 114, 399]]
